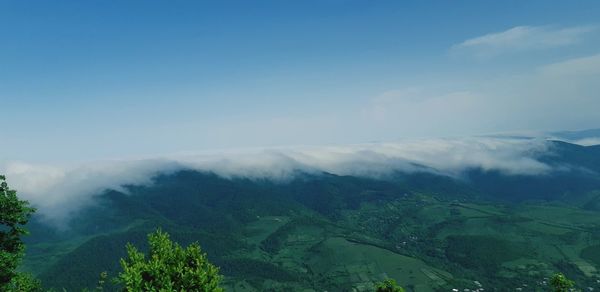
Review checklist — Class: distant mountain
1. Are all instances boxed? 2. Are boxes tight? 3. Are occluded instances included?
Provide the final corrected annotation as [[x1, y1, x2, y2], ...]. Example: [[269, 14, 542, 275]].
[[550, 128, 600, 141], [21, 139, 600, 291], [542, 140, 600, 172], [462, 140, 600, 202]]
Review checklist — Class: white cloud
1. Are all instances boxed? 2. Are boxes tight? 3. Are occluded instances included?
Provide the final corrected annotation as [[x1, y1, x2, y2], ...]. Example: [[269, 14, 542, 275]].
[[1, 137, 553, 227], [572, 138, 600, 146], [453, 25, 596, 57], [362, 52, 600, 135], [539, 53, 600, 76], [551, 137, 600, 146], [1, 159, 182, 228]]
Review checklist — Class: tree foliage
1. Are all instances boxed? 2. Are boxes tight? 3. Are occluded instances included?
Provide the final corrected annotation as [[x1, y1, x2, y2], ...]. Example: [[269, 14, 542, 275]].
[[550, 273, 575, 292], [374, 278, 405, 292], [117, 229, 223, 291], [5, 273, 41, 292], [0, 175, 38, 291]]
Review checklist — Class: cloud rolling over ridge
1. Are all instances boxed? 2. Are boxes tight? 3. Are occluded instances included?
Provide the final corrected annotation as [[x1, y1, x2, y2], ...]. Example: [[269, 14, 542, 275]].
[[0, 136, 557, 226]]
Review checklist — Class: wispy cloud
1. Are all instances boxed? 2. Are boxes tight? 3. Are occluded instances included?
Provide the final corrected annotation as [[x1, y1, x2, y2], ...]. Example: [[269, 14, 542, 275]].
[[539, 52, 600, 76], [452, 25, 596, 57], [363, 51, 600, 135]]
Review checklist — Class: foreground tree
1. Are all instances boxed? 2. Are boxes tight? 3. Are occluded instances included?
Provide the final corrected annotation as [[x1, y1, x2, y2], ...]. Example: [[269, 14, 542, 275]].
[[374, 278, 405, 292], [0, 175, 39, 291], [550, 273, 575, 292], [117, 229, 223, 291]]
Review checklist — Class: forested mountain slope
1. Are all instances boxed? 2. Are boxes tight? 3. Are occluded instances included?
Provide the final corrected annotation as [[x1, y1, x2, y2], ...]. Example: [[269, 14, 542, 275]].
[[22, 141, 600, 291]]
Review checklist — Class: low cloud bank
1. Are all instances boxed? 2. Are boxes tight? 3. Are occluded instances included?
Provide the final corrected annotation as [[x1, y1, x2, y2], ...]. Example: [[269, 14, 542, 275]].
[[1, 137, 553, 226], [569, 138, 600, 146]]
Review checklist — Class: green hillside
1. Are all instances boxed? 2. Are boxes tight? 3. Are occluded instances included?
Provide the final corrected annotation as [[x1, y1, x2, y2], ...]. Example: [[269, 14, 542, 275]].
[[19, 141, 600, 291]]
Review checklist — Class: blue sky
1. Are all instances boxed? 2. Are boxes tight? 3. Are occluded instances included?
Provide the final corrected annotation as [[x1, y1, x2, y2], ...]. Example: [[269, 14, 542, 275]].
[[1, 0, 600, 162]]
